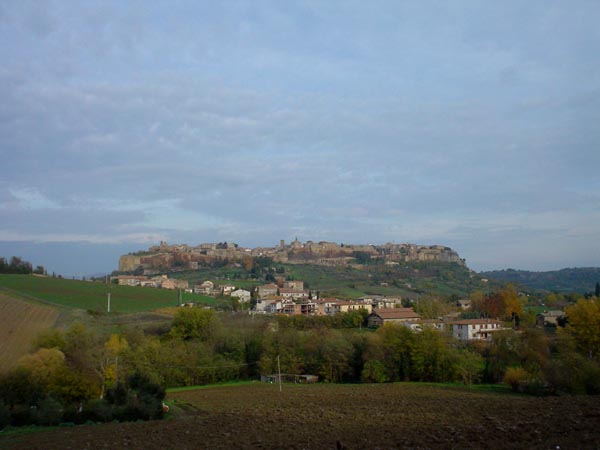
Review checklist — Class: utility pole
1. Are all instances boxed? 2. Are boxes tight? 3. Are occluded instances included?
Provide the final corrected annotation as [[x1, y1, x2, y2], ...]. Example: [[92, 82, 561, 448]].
[[277, 354, 282, 392], [107, 292, 111, 313], [178, 289, 182, 306]]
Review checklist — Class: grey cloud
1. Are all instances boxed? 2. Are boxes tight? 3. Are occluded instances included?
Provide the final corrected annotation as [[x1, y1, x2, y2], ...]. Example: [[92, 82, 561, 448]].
[[1, 1, 599, 272]]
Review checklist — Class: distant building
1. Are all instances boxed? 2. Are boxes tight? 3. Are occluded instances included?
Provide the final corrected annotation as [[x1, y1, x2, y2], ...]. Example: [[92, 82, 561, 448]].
[[328, 302, 373, 315], [231, 289, 251, 303], [457, 299, 471, 310], [113, 275, 148, 286], [452, 319, 504, 341], [536, 310, 564, 327], [284, 280, 304, 290], [160, 278, 189, 290], [220, 285, 236, 296], [194, 280, 214, 295], [279, 288, 308, 300], [258, 283, 279, 298], [367, 308, 421, 327]]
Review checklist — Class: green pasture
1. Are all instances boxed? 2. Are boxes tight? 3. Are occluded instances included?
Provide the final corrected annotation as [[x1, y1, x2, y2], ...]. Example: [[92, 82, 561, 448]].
[[0, 274, 214, 313]]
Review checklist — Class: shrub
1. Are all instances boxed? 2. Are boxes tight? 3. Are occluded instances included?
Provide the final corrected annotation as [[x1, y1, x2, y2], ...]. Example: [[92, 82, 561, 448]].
[[361, 360, 389, 383], [83, 399, 114, 423], [0, 401, 10, 430], [503, 367, 529, 392], [34, 396, 63, 426]]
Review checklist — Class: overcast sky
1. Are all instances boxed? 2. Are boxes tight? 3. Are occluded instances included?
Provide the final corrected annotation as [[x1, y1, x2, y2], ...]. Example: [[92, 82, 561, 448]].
[[1, 1, 599, 277]]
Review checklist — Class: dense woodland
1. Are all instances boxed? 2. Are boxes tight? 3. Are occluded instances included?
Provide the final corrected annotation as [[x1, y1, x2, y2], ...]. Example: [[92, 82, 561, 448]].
[[1, 285, 600, 428]]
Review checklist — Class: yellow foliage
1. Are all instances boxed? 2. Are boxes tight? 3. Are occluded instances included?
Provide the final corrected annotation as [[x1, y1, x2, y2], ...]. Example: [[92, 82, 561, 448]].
[[503, 366, 529, 391], [563, 298, 600, 358], [104, 334, 128, 357], [17, 347, 66, 383]]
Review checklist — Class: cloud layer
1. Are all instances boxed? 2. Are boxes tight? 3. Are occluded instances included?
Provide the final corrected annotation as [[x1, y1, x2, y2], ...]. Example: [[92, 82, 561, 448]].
[[1, 1, 599, 275]]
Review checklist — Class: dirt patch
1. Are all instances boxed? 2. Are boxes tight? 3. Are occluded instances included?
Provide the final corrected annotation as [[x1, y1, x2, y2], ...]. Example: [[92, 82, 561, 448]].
[[0, 294, 59, 372], [2, 383, 599, 449]]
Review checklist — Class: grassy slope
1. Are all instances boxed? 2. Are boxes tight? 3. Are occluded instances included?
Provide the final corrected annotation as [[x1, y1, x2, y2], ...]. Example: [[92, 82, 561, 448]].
[[0, 275, 215, 313], [167, 261, 489, 299]]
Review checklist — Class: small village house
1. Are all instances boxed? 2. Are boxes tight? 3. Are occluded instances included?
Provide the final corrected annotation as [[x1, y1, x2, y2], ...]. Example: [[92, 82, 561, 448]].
[[367, 308, 421, 327], [452, 319, 504, 341], [230, 288, 251, 303]]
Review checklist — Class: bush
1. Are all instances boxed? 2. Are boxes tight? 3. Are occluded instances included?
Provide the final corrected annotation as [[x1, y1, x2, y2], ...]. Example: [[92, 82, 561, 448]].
[[84, 399, 115, 423], [0, 401, 10, 430], [503, 367, 529, 392], [543, 353, 600, 395], [361, 360, 389, 383], [34, 396, 63, 426], [104, 373, 165, 422]]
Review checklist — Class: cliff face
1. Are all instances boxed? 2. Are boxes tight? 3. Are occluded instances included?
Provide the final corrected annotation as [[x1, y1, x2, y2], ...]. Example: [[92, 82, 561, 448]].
[[117, 240, 465, 274]]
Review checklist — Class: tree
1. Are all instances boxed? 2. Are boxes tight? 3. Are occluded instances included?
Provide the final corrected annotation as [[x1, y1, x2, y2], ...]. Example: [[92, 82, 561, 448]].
[[95, 334, 129, 399], [32, 329, 66, 351], [170, 308, 219, 341], [361, 360, 389, 383], [414, 296, 453, 319], [452, 348, 483, 386], [17, 348, 66, 387], [471, 286, 523, 321], [595, 282, 600, 298], [503, 366, 529, 392], [562, 298, 600, 359]]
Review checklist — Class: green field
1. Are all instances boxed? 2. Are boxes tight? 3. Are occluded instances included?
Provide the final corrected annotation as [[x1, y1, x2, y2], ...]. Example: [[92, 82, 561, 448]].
[[0, 275, 215, 313]]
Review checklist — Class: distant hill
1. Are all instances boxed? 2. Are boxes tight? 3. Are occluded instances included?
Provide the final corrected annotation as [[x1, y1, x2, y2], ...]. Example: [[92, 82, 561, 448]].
[[480, 268, 600, 293]]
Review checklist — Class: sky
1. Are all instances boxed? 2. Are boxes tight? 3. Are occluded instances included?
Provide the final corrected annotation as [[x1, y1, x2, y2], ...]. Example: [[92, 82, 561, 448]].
[[1, 1, 599, 277]]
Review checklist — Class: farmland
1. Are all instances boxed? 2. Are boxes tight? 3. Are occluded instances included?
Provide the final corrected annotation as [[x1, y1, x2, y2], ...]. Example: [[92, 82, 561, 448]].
[[2, 383, 600, 449], [0, 275, 215, 313], [0, 293, 59, 371]]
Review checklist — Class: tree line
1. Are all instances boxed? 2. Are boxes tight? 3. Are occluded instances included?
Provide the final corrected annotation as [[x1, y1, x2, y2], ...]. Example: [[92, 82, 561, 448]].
[[0, 256, 45, 275], [1, 292, 600, 428]]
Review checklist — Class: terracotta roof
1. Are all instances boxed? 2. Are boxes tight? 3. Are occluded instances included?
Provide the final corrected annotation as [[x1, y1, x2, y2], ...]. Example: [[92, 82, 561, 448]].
[[279, 288, 306, 294], [373, 308, 420, 320], [452, 319, 502, 325]]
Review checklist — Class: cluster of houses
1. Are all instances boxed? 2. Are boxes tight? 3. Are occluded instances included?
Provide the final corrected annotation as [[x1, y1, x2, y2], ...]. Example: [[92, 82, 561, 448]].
[[112, 274, 189, 290], [114, 275, 515, 342], [247, 281, 508, 342]]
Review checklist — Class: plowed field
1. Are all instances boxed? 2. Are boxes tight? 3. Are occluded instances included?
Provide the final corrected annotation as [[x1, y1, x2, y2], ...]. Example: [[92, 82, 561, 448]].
[[2, 383, 600, 449], [0, 294, 59, 371]]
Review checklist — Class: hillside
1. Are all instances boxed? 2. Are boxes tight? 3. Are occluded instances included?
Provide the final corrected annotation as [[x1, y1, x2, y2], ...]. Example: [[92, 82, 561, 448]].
[[0, 275, 214, 313], [118, 239, 465, 273], [0, 293, 58, 371], [168, 260, 492, 299], [480, 267, 600, 293]]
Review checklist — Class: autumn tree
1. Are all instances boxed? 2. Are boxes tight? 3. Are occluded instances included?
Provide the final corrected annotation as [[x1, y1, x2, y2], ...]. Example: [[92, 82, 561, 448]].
[[471, 286, 523, 321], [563, 298, 600, 359], [95, 334, 129, 399], [414, 296, 453, 319]]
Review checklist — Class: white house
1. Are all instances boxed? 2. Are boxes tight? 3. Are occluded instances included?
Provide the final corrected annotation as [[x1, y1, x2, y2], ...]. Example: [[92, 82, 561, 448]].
[[220, 285, 236, 295], [194, 280, 214, 295], [231, 288, 251, 303], [452, 319, 504, 341]]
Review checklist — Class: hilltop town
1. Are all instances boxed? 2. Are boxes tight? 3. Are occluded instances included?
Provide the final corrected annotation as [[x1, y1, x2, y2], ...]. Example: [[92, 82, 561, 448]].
[[118, 239, 465, 274]]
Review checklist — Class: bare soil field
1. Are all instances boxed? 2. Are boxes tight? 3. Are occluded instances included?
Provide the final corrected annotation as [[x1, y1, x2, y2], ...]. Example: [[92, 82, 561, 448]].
[[0, 293, 59, 371], [2, 383, 600, 449]]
